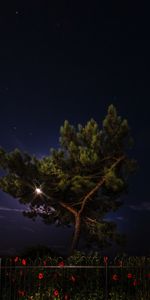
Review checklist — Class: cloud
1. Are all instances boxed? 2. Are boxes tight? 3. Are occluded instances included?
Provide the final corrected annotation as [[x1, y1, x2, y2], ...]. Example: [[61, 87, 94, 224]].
[[103, 216, 125, 222], [116, 216, 125, 221], [128, 202, 150, 211], [0, 206, 23, 212], [0, 205, 55, 214]]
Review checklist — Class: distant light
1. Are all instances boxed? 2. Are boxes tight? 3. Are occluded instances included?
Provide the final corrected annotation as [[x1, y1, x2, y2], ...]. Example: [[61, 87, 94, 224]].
[[35, 188, 43, 195]]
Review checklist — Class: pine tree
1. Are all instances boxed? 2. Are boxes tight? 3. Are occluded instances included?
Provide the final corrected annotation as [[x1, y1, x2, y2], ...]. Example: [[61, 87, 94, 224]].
[[0, 105, 137, 256]]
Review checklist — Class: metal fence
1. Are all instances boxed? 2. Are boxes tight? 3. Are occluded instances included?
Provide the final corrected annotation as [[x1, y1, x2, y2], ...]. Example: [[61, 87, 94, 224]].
[[0, 258, 150, 299]]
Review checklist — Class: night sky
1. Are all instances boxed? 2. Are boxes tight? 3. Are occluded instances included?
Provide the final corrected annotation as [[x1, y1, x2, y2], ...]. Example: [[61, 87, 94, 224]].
[[0, 2, 150, 258]]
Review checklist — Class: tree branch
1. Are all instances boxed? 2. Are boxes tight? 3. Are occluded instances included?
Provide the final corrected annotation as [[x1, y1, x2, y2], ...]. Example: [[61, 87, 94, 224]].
[[59, 201, 78, 216], [84, 217, 99, 224], [79, 155, 125, 215]]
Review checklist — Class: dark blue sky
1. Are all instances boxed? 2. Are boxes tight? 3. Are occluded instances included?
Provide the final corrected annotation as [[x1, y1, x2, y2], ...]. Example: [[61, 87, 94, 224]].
[[0, 2, 150, 257]]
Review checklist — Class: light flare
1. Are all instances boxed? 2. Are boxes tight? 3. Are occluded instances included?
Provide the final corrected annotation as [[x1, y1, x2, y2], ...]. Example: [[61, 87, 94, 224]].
[[35, 187, 43, 195]]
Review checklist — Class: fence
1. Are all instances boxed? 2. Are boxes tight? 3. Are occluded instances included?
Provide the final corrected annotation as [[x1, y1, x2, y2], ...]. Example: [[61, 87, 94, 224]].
[[0, 257, 150, 299]]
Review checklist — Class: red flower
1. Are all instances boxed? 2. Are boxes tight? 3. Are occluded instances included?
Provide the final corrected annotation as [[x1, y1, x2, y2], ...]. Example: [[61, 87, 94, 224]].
[[132, 279, 140, 286], [22, 259, 26, 266], [104, 256, 108, 265], [58, 261, 65, 267], [64, 293, 70, 300], [145, 273, 150, 279], [18, 290, 25, 296], [127, 273, 133, 279], [112, 274, 119, 281], [14, 256, 19, 263], [53, 289, 59, 297], [70, 275, 76, 282], [43, 260, 47, 266], [38, 272, 44, 280]]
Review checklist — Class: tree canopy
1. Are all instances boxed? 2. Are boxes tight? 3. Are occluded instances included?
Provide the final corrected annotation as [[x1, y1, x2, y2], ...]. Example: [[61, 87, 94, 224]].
[[0, 105, 137, 255]]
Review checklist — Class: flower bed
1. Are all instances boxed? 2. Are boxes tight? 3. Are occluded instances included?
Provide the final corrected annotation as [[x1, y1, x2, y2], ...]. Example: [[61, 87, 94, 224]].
[[1, 252, 150, 299]]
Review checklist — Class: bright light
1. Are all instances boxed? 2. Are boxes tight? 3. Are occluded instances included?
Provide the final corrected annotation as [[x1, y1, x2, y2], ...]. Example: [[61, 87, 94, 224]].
[[35, 188, 43, 195]]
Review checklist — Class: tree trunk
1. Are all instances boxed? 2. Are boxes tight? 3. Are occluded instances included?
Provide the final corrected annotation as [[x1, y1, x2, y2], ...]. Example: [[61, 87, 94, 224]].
[[69, 213, 81, 256]]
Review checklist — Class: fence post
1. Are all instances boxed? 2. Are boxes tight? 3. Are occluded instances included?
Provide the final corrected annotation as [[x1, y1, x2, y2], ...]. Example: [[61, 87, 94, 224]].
[[105, 263, 108, 300]]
